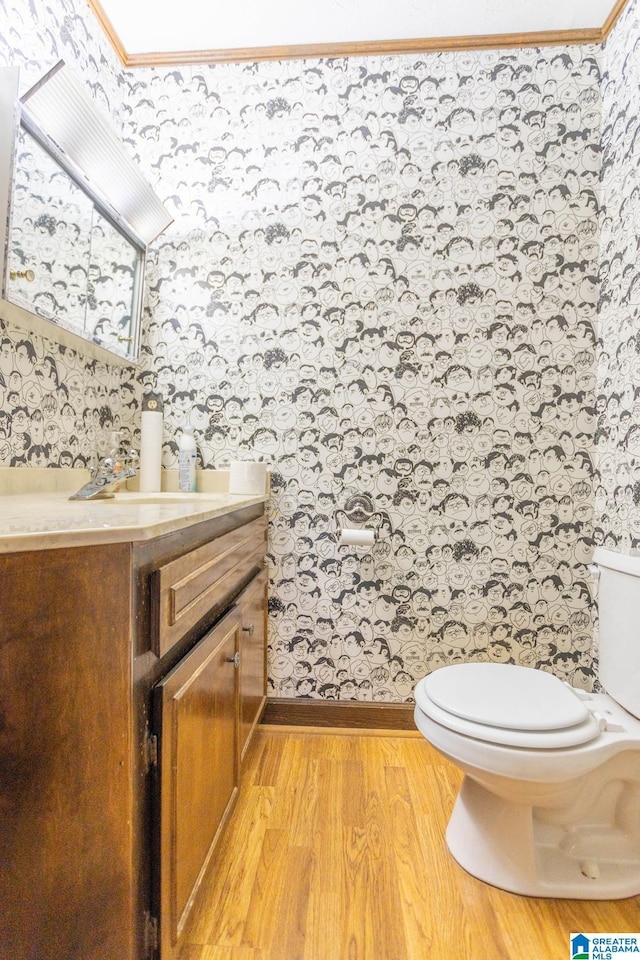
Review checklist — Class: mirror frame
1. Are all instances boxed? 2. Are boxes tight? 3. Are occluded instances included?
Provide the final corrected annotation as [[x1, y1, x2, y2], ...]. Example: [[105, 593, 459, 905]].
[[0, 63, 172, 365]]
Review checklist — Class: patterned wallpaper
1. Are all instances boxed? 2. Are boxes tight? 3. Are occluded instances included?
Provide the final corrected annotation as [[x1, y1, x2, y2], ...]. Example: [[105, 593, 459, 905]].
[[129, 48, 602, 699], [596, 0, 640, 552], [1, 0, 632, 703]]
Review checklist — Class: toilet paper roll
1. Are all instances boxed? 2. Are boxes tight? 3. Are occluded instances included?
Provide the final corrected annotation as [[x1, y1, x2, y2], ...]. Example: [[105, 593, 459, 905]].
[[339, 528, 375, 547], [228, 460, 267, 495]]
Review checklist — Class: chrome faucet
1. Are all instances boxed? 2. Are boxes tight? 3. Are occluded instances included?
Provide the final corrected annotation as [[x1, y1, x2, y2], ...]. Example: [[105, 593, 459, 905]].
[[69, 437, 139, 501]]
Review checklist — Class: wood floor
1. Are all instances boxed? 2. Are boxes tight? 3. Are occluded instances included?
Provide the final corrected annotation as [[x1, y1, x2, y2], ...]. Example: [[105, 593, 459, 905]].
[[178, 728, 640, 960]]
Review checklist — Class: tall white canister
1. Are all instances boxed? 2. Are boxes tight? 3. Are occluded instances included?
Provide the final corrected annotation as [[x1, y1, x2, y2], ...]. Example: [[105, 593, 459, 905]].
[[139, 392, 163, 492]]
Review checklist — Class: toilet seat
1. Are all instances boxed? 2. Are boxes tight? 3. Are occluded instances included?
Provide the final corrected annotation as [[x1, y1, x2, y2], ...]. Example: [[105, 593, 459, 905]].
[[415, 664, 603, 749]]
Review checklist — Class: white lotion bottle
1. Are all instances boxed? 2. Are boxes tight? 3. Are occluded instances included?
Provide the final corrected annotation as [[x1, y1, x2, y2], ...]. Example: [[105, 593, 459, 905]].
[[178, 424, 197, 492]]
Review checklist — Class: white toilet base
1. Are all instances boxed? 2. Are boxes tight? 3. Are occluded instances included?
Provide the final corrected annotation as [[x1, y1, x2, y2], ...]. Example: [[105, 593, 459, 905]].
[[447, 775, 640, 899]]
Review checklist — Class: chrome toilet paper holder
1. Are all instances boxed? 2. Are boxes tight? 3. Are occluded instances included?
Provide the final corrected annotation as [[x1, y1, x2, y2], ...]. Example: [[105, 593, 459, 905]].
[[334, 494, 380, 543]]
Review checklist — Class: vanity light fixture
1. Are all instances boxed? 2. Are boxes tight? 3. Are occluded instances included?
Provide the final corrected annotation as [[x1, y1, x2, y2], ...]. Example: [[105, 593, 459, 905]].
[[20, 60, 173, 247]]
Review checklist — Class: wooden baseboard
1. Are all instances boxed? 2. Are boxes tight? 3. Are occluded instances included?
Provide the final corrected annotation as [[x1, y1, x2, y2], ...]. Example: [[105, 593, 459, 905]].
[[261, 724, 423, 738], [261, 697, 416, 730]]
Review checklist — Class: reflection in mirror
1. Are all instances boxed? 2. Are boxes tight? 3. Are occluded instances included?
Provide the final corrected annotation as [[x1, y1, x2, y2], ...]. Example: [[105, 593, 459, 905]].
[[7, 125, 93, 331], [1, 62, 173, 364], [6, 123, 144, 359], [86, 209, 141, 354]]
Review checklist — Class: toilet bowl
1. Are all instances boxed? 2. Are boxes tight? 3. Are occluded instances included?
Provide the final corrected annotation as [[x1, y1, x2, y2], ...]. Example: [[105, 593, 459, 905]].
[[413, 547, 640, 899]]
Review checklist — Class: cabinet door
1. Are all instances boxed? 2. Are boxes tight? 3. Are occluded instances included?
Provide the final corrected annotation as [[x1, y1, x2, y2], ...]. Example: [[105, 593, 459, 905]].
[[238, 568, 268, 760], [154, 609, 240, 960]]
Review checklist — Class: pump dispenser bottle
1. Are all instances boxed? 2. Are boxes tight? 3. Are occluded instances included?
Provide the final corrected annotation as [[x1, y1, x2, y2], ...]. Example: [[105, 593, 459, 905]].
[[178, 424, 197, 492]]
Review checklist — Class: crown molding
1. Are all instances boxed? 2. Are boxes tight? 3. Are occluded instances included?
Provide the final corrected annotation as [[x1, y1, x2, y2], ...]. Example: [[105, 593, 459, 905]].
[[122, 29, 603, 68], [85, 0, 128, 63], [601, 0, 633, 39], [86, 0, 630, 67]]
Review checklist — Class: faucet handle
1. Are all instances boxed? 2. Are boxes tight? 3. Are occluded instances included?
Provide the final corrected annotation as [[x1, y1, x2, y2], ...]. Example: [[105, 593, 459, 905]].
[[117, 444, 139, 466], [112, 446, 138, 480], [71, 434, 137, 499], [91, 436, 138, 482], [106, 430, 138, 465]]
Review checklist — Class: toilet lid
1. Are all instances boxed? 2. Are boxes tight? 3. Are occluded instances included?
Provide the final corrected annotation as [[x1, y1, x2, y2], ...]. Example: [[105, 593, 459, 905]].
[[422, 663, 589, 732], [414, 683, 603, 749]]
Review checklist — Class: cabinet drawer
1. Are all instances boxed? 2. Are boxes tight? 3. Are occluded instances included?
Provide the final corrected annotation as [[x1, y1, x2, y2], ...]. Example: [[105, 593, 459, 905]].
[[153, 515, 267, 657]]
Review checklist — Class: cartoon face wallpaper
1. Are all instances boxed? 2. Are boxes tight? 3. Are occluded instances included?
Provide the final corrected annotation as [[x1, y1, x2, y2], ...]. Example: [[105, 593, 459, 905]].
[[3, 0, 640, 701]]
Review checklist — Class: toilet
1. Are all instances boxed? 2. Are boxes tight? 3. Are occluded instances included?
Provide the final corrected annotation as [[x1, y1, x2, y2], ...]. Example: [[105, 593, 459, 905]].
[[414, 546, 640, 898]]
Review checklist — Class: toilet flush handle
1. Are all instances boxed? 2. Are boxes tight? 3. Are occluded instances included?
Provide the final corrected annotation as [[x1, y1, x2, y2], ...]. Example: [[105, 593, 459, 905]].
[[589, 709, 626, 733], [589, 711, 608, 732], [587, 563, 600, 581]]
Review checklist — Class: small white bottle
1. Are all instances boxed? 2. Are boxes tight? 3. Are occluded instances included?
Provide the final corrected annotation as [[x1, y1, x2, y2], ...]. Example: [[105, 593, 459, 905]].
[[178, 424, 197, 492]]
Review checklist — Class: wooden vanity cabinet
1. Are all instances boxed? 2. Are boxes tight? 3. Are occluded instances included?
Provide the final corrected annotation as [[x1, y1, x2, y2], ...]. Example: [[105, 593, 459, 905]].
[[0, 503, 267, 960]]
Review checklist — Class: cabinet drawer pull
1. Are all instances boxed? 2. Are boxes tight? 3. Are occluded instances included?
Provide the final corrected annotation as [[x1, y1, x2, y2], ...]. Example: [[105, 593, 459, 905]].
[[226, 652, 241, 668], [242, 624, 254, 635]]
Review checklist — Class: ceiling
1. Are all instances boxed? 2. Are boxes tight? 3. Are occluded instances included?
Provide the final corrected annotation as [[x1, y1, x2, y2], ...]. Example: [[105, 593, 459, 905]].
[[90, 0, 626, 66]]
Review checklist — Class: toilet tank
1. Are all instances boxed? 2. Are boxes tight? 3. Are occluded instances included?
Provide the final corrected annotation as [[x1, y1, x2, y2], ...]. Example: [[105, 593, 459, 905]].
[[593, 546, 640, 719]]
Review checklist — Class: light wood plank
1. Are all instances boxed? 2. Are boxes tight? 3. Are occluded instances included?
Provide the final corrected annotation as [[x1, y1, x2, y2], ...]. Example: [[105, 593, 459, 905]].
[[385, 764, 445, 953], [238, 828, 293, 951], [179, 947, 265, 960], [182, 783, 275, 947], [301, 755, 345, 960], [264, 844, 315, 960], [179, 730, 640, 960]]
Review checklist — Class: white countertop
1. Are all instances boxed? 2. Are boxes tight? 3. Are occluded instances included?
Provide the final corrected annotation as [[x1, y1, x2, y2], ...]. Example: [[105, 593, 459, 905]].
[[0, 491, 268, 553]]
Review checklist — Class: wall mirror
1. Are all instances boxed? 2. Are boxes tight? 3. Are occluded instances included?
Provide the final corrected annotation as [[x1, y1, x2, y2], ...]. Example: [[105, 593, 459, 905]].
[[0, 62, 172, 364]]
